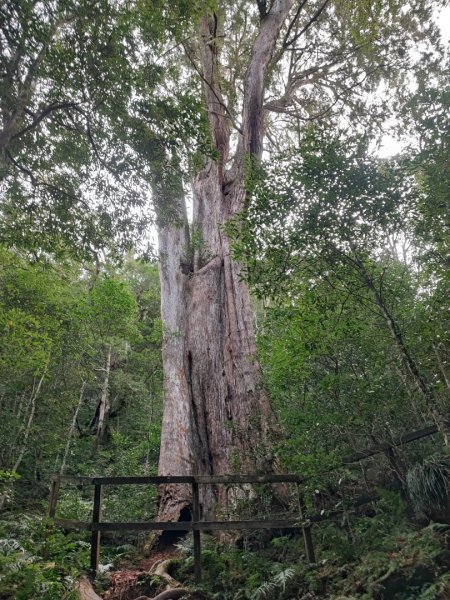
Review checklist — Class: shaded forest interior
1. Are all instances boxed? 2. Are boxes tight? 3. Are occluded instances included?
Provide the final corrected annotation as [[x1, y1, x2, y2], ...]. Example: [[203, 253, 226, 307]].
[[1, 0, 450, 599]]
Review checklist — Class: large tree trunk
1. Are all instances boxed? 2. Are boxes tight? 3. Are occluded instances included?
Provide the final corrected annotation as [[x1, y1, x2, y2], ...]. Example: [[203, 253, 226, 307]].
[[157, 169, 277, 522], [157, 1, 295, 522]]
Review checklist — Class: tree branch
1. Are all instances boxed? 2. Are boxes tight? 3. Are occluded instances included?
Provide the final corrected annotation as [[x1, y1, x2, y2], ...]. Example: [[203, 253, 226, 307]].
[[10, 102, 79, 141], [242, 0, 296, 158], [282, 0, 309, 47], [183, 41, 242, 136], [284, 0, 331, 48], [256, 0, 268, 18]]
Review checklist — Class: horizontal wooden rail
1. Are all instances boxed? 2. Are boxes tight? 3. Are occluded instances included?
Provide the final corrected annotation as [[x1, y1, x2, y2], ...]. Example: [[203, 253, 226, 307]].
[[55, 518, 92, 530], [93, 518, 302, 532], [345, 422, 445, 463], [194, 474, 303, 484], [54, 517, 303, 532], [93, 475, 195, 485], [54, 474, 304, 486]]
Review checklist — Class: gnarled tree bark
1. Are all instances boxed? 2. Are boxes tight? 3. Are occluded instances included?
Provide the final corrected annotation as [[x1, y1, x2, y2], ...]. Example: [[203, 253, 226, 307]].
[[157, 1, 295, 522]]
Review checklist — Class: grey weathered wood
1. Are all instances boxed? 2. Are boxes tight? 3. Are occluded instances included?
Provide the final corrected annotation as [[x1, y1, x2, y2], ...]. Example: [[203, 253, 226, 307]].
[[90, 483, 102, 576], [195, 519, 301, 531], [93, 521, 195, 532], [92, 475, 195, 485], [84, 474, 303, 485], [194, 474, 303, 484], [345, 423, 443, 463], [49, 478, 60, 518], [74, 576, 103, 600], [192, 480, 202, 583], [91, 519, 300, 532]]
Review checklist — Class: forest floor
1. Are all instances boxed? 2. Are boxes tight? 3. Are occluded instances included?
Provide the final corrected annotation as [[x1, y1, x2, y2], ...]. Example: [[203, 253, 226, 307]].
[[94, 522, 450, 600], [102, 548, 181, 600], [2, 507, 450, 599]]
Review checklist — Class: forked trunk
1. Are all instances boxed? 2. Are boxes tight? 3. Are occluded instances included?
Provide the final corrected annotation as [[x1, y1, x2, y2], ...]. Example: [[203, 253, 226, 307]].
[[157, 167, 276, 522], [157, 1, 295, 522]]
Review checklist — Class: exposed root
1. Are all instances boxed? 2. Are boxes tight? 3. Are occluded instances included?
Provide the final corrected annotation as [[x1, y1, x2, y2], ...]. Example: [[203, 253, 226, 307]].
[[102, 546, 194, 600], [104, 548, 181, 600], [74, 576, 103, 600], [134, 590, 190, 600], [152, 590, 190, 599], [151, 558, 182, 587], [144, 557, 191, 600]]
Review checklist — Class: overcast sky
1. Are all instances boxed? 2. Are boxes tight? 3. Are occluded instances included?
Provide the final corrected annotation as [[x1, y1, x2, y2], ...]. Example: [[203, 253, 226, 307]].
[[377, 4, 450, 157]]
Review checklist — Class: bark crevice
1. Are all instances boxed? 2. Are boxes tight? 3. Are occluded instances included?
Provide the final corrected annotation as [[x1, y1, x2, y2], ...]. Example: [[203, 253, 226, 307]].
[[157, 1, 295, 520]]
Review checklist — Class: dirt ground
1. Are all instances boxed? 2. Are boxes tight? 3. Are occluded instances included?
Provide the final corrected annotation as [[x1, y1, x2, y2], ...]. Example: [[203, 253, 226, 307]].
[[103, 549, 180, 600]]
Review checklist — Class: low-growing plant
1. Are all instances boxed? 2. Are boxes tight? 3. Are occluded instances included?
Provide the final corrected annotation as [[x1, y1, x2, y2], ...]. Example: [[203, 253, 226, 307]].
[[0, 513, 89, 599], [406, 456, 450, 519], [252, 566, 296, 599]]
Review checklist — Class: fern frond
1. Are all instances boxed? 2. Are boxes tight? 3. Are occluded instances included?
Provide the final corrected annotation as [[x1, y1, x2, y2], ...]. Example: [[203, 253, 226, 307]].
[[273, 567, 295, 591]]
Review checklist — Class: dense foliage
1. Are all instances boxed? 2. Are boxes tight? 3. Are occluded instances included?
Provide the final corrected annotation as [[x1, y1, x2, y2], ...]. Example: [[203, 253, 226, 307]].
[[228, 88, 450, 477], [0, 251, 163, 507]]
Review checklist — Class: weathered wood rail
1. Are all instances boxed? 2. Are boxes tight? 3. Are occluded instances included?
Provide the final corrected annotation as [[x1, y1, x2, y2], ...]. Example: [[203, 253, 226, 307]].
[[49, 473, 310, 581], [49, 420, 446, 581], [344, 422, 444, 463]]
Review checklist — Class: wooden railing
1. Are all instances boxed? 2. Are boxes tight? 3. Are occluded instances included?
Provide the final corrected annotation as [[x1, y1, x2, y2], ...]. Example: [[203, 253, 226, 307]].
[[48, 420, 446, 581], [49, 474, 310, 582]]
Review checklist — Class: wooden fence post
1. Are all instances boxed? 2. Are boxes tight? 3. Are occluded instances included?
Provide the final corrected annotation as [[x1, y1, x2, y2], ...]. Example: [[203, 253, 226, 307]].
[[90, 482, 103, 577], [297, 484, 316, 564], [48, 477, 60, 518], [192, 479, 202, 583]]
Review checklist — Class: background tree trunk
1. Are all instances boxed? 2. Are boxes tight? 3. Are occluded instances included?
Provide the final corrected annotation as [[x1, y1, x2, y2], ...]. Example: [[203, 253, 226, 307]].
[[0, 370, 45, 509], [96, 347, 112, 446], [60, 381, 86, 475]]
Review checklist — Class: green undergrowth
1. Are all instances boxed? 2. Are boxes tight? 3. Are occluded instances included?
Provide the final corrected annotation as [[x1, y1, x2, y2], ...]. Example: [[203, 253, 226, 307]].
[[0, 513, 85, 599], [167, 493, 450, 600], [3, 491, 450, 600], [0, 512, 137, 600]]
